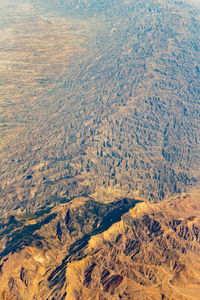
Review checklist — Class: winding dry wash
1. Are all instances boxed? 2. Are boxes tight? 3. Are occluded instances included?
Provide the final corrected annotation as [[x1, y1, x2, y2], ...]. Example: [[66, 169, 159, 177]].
[[0, 0, 200, 299]]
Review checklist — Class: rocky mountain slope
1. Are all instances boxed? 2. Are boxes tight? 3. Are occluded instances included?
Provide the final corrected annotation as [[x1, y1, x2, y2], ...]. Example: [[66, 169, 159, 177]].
[[0, 195, 200, 299]]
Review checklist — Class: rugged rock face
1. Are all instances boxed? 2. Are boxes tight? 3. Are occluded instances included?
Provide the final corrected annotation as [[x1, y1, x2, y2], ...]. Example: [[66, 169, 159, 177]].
[[0, 194, 200, 299], [64, 195, 200, 300]]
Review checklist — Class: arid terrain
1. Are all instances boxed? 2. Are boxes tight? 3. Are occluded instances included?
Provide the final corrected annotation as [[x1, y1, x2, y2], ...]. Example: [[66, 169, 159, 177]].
[[0, 0, 200, 299], [1, 0, 200, 215]]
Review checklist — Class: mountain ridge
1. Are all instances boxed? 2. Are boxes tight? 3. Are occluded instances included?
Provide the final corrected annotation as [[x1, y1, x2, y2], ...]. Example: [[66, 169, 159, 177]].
[[0, 194, 200, 299]]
